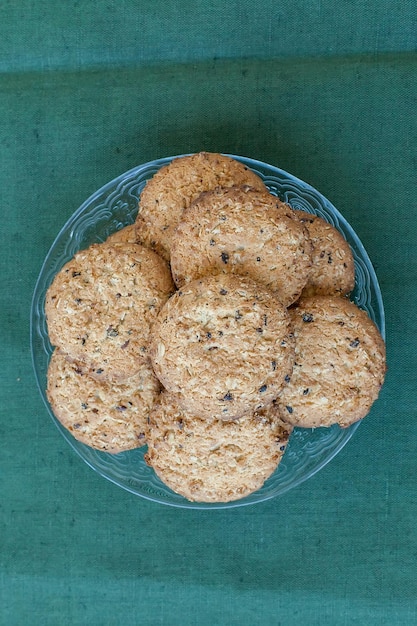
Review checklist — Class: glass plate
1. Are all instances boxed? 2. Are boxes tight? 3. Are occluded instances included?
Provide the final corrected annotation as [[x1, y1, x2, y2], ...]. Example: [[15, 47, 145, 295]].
[[30, 155, 385, 509]]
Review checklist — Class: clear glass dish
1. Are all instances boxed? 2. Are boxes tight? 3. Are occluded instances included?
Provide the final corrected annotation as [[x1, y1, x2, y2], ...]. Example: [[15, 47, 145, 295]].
[[30, 155, 385, 509]]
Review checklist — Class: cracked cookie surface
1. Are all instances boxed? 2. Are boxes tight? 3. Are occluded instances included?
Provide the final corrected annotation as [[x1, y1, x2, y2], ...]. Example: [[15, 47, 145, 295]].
[[277, 296, 386, 428], [171, 186, 313, 307], [145, 391, 293, 502], [47, 350, 161, 453], [150, 274, 295, 420], [295, 211, 355, 298], [136, 152, 267, 261], [45, 242, 174, 381]]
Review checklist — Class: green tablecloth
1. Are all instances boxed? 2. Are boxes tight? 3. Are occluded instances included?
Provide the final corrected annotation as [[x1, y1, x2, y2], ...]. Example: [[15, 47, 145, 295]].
[[2, 2, 416, 624]]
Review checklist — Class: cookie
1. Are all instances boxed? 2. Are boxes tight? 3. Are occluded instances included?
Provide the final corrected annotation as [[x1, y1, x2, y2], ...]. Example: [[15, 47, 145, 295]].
[[150, 274, 295, 420], [295, 211, 355, 297], [47, 350, 161, 453], [105, 224, 140, 245], [276, 296, 386, 428], [45, 242, 175, 381], [145, 391, 293, 502], [171, 186, 313, 307], [136, 152, 267, 260]]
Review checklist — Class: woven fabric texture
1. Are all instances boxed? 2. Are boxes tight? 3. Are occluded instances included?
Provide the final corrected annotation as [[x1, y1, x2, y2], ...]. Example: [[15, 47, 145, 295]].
[[1, 2, 416, 624]]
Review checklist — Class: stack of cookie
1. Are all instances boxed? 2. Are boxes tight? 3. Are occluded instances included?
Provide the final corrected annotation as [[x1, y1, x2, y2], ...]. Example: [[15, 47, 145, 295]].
[[45, 152, 386, 503]]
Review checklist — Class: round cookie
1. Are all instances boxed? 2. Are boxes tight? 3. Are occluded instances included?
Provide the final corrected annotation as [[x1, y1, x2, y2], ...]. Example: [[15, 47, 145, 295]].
[[145, 391, 294, 502], [150, 274, 295, 420], [136, 152, 267, 261], [45, 242, 175, 381], [47, 349, 161, 453], [171, 186, 313, 307], [295, 211, 355, 297], [277, 296, 386, 428]]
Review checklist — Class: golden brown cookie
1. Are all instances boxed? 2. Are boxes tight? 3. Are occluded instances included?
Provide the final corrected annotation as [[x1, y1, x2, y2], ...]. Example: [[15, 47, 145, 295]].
[[277, 296, 386, 428], [295, 211, 355, 297], [171, 186, 313, 307], [145, 391, 293, 502], [136, 152, 267, 261], [47, 350, 161, 453], [149, 274, 295, 420], [105, 224, 140, 245], [45, 242, 174, 381]]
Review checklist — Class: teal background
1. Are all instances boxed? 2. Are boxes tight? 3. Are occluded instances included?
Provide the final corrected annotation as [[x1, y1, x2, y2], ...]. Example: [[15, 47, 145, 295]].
[[1, 2, 416, 624]]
